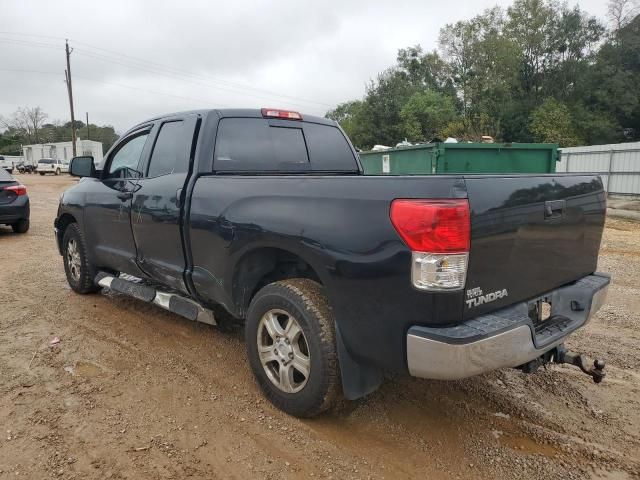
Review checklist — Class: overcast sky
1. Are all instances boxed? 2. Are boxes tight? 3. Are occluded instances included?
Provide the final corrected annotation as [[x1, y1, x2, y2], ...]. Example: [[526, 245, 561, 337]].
[[0, 0, 610, 134]]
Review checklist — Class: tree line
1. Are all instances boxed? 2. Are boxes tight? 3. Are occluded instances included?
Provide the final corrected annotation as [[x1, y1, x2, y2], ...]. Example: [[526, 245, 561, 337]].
[[327, 0, 640, 149], [0, 106, 119, 156]]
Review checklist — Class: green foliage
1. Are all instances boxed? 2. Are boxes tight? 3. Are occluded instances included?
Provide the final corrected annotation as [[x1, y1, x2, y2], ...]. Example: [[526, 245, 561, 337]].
[[0, 109, 119, 155], [327, 1, 638, 148], [400, 91, 457, 141], [530, 98, 581, 146]]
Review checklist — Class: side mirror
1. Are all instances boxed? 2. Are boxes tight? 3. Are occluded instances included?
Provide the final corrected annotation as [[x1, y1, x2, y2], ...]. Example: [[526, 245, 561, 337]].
[[70, 156, 96, 178]]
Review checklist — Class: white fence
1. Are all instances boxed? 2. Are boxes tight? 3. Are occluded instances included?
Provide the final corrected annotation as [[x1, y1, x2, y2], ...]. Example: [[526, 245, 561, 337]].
[[557, 142, 640, 195]]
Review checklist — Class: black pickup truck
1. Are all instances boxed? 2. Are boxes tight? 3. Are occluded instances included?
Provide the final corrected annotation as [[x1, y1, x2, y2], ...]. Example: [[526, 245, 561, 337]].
[[55, 108, 610, 417]]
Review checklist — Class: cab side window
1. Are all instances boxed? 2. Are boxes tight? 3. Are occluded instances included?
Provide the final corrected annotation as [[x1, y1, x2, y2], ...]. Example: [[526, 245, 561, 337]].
[[106, 132, 149, 179], [146, 121, 187, 177]]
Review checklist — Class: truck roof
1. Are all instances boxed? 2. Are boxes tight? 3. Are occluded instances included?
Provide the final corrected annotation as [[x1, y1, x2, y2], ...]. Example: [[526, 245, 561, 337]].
[[128, 109, 334, 134]]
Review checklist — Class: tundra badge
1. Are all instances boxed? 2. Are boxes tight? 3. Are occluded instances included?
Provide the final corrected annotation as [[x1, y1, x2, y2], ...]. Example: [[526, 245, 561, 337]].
[[465, 287, 508, 308]]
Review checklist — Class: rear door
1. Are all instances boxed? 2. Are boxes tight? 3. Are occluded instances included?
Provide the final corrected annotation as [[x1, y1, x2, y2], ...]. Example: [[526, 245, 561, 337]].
[[463, 174, 606, 318], [131, 114, 199, 292]]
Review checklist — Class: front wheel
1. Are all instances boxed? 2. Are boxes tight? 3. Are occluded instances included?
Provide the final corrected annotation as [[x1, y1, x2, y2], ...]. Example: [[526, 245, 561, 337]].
[[62, 223, 100, 294], [245, 279, 341, 417], [55, 168, 60, 175], [39, 172, 45, 176]]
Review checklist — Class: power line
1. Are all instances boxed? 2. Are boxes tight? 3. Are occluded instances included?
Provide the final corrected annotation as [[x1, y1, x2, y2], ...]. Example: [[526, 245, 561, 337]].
[[71, 39, 334, 108], [0, 68, 234, 108], [0, 37, 60, 50], [72, 48, 325, 114], [0, 31, 65, 41], [0, 31, 333, 112]]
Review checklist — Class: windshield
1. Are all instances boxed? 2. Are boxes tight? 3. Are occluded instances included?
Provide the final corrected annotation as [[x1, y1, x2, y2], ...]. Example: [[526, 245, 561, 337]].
[[39, 159, 55, 164]]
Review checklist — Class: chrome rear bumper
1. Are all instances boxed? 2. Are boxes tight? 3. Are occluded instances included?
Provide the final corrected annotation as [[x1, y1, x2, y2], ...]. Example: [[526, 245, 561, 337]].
[[407, 273, 610, 380]]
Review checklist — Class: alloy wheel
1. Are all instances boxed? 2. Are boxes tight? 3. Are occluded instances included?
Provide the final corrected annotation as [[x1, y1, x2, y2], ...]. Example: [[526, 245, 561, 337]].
[[67, 239, 81, 281], [257, 309, 310, 393]]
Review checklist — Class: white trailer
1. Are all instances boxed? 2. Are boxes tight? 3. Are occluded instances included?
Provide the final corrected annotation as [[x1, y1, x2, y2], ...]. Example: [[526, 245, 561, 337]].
[[22, 139, 104, 166]]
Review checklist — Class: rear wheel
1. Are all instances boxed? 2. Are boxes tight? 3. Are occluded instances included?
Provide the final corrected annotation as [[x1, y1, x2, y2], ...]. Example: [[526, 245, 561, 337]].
[[245, 279, 341, 417], [62, 223, 99, 294], [11, 219, 29, 234], [39, 172, 45, 176]]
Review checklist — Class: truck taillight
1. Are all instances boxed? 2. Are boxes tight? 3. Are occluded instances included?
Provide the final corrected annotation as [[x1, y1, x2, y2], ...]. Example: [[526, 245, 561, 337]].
[[3, 185, 27, 196], [261, 108, 302, 120], [390, 199, 470, 291]]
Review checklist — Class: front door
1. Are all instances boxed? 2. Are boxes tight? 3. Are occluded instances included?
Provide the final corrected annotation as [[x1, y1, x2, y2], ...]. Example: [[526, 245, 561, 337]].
[[131, 116, 198, 292], [84, 129, 152, 276]]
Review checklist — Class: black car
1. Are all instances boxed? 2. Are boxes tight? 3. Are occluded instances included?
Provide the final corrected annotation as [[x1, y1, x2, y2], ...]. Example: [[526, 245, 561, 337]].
[[0, 168, 29, 233]]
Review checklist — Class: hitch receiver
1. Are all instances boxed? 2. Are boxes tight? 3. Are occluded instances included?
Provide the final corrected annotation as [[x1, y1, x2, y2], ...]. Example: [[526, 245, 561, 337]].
[[518, 344, 606, 383], [555, 345, 606, 383]]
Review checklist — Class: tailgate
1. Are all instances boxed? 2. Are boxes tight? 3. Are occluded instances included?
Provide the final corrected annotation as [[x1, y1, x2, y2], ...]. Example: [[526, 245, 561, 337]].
[[463, 175, 606, 319]]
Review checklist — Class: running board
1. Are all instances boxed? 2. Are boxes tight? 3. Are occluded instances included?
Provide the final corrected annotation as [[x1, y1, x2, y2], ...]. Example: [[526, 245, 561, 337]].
[[95, 272, 216, 326]]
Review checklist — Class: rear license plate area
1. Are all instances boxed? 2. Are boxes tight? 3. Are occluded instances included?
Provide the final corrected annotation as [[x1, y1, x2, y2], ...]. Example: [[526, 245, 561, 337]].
[[528, 296, 553, 333]]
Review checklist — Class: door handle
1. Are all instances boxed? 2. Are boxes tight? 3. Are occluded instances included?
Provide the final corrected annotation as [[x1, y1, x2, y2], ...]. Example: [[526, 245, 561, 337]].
[[117, 191, 133, 201], [544, 200, 565, 219]]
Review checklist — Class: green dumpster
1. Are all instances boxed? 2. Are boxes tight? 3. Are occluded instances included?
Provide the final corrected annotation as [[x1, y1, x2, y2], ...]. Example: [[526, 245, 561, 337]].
[[358, 142, 558, 175]]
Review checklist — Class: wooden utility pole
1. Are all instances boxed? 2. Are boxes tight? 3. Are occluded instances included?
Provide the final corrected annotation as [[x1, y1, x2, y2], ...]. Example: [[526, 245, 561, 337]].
[[86, 112, 90, 141], [65, 39, 77, 157]]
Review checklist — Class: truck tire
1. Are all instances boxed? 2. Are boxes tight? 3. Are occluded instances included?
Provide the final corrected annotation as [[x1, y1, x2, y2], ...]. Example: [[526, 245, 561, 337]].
[[245, 279, 341, 417], [62, 223, 100, 294], [39, 172, 45, 176], [55, 168, 61, 175], [11, 219, 29, 234]]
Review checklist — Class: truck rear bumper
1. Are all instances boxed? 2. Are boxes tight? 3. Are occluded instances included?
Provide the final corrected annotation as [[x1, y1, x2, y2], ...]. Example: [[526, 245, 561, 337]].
[[407, 273, 610, 380]]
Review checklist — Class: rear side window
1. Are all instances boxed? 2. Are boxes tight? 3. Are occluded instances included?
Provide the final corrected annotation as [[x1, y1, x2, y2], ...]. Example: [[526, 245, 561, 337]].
[[214, 118, 309, 172], [303, 122, 358, 171], [147, 121, 188, 177]]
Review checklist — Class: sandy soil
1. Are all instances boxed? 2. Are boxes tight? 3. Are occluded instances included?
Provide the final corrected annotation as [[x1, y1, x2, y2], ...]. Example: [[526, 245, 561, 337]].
[[1, 174, 639, 480]]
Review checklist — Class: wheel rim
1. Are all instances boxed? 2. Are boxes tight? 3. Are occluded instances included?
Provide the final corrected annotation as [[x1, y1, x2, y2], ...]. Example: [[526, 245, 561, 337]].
[[67, 239, 81, 281], [257, 309, 310, 393]]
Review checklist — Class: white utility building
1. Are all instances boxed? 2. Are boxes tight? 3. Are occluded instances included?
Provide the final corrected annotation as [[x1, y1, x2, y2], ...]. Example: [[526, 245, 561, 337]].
[[22, 139, 104, 165]]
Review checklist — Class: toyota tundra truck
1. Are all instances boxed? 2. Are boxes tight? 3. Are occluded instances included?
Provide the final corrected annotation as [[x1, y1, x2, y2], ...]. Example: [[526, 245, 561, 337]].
[[54, 108, 610, 417]]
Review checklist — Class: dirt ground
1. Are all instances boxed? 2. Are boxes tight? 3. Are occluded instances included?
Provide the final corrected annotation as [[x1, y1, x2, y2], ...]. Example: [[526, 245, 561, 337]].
[[1, 174, 639, 480]]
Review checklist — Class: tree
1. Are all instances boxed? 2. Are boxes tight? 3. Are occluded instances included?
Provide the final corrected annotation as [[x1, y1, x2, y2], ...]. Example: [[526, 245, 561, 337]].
[[326, 1, 636, 147], [395, 46, 457, 98], [530, 98, 581, 146], [608, 0, 639, 30], [439, 7, 520, 138], [400, 91, 458, 142], [0, 107, 120, 154], [0, 107, 48, 144]]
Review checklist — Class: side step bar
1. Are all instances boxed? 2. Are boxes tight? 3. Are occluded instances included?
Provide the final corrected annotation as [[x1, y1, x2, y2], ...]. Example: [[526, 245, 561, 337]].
[[95, 272, 216, 326]]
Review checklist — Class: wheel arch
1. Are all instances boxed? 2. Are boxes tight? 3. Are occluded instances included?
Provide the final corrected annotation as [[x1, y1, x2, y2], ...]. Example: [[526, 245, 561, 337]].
[[231, 246, 325, 318], [231, 246, 383, 402], [55, 213, 77, 254]]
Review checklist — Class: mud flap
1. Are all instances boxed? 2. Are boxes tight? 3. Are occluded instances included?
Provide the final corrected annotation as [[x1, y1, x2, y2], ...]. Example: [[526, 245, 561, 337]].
[[335, 323, 383, 400]]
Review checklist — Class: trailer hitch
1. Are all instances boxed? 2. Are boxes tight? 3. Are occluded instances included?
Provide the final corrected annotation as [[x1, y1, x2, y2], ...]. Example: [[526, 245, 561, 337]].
[[519, 345, 606, 383], [555, 345, 606, 384]]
